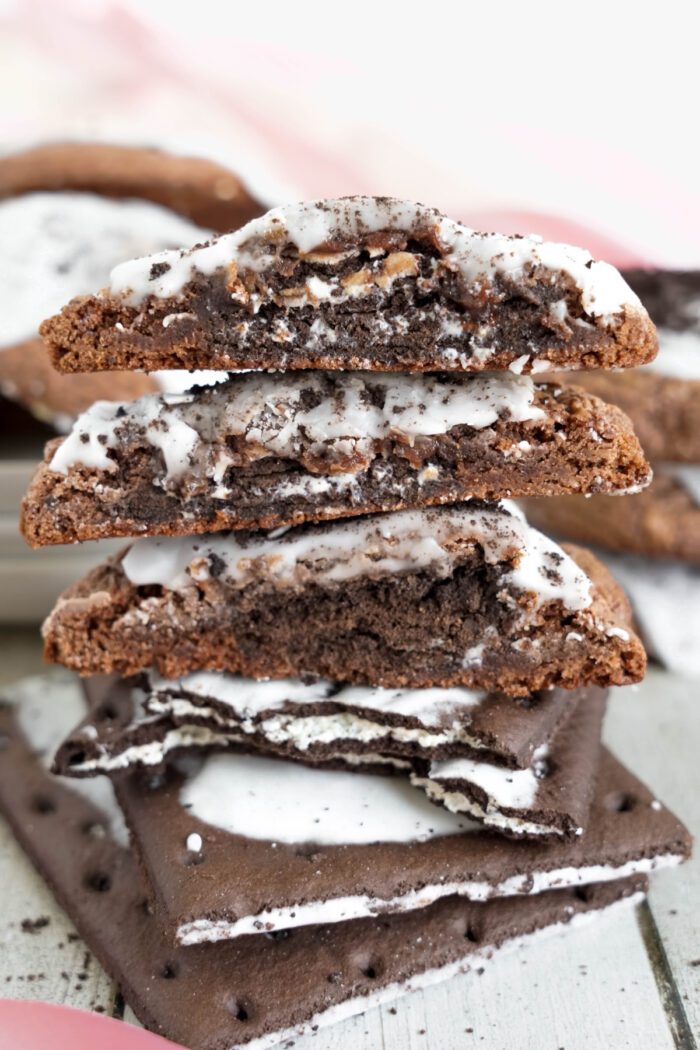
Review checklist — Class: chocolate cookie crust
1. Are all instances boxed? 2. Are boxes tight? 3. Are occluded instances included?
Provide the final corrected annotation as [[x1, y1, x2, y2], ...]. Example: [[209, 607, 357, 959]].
[[41, 197, 657, 376], [41, 504, 645, 693], [21, 374, 651, 547], [0, 142, 265, 233], [523, 470, 700, 564]]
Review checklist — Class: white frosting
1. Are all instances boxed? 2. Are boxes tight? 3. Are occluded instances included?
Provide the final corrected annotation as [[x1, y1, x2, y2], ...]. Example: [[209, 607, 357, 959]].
[[49, 394, 199, 480], [110, 197, 638, 325], [152, 697, 487, 754], [121, 502, 593, 613], [154, 370, 230, 394], [179, 752, 477, 845], [176, 855, 664, 943], [0, 192, 209, 347], [660, 463, 700, 506], [75, 723, 244, 773], [642, 329, 700, 380], [151, 671, 484, 729], [47, 370, 545, 480], [239, 894, 646, 1050], [422, 747, 546, 809], [410, 746, 559, 839]]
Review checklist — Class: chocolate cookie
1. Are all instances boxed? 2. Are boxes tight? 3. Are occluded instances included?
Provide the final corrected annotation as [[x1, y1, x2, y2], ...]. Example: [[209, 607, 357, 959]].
[[0, 685, 650, 1049], [40, 197, 657, 377], [555, 270, 700, 462], [40, 502, 646, 693], [21, 372, 651, 546], [55, 673, 582, 774], [523, 467, 700, 564]]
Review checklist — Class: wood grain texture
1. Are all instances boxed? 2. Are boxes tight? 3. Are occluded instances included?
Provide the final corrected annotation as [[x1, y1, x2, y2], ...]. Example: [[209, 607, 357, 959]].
[[0, 635, 696, 1050], [605, 671, 699, 1046]]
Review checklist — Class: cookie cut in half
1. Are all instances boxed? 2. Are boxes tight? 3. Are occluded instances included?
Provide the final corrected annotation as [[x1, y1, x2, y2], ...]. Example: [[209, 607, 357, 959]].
[[55, 673, 583, 775], [41, 502, 645, 693], [22, 371, 651, 546], [40, 196, 658, 376]]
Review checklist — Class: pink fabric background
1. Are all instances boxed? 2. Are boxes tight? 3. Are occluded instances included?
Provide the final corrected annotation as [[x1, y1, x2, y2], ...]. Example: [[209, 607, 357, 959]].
[[2, 0, 698, 267]]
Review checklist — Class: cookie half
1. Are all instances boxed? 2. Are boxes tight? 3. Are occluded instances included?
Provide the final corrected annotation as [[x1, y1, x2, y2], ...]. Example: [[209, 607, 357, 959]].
[[40, 196, 657, 376], [40, 502, 646, 693]]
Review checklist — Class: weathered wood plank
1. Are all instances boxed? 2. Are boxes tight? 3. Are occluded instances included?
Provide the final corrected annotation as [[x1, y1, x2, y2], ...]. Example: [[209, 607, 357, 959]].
[[288, 900, 676, 1050], [0, 814, 117, 1014], [605, 669, 699, 1044]]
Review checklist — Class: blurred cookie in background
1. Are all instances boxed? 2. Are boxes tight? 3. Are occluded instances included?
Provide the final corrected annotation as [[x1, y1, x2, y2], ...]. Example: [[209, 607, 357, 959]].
[[524, 269, 700, 676], [0, 140, 266, 233], [523, 467, 700, 564], [0, 141, 265, 432], [559, 270, 700, 463]]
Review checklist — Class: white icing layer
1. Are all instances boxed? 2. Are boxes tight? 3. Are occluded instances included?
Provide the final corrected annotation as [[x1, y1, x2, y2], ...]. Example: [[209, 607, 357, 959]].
[[0, 192, 209, 347], [121, 502, 593, 613], [150, 671, 484, 729], [423, 747, 546, 809], [47, 370, 545, 480], [180, 752, 477, 845], [410, 746, 558, 839], [176, 855, 665, 943], [110, 197, 638, 326]]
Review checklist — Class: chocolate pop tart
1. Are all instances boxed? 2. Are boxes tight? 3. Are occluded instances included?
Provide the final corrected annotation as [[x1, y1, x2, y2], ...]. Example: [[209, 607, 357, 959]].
[[41, 501, 646, 694], [114, 736, 688, 944], [21, 370, 650, 546], [55, 673, 582, 774], [0, 685, 651, 1050], [56, 678, 605, 841], [40, 196, 657, 377]]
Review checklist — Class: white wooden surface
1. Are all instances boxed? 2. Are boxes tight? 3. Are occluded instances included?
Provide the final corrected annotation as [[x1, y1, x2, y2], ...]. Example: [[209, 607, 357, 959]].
[[0, 631, 697, 1050]]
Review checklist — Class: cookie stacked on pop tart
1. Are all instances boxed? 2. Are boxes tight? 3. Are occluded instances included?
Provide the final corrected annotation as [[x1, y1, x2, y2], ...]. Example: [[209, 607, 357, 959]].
[[11, 198, 692, 1049]]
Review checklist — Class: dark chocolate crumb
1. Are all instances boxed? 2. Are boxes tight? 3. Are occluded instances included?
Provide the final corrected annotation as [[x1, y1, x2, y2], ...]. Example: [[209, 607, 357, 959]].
[[20, 916, 50, 933]]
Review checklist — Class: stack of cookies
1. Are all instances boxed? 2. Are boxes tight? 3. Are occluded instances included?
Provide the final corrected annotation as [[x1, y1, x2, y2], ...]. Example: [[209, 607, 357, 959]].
[[524, 269, 700, 677], [5, 199, 692, 1049]]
